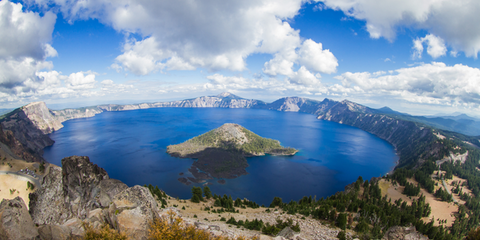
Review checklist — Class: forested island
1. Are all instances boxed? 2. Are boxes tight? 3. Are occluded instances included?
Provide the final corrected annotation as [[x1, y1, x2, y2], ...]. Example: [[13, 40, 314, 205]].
[[167, 123, 297, 183]]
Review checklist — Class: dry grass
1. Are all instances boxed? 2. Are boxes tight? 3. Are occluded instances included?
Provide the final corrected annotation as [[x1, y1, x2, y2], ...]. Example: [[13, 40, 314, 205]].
[[167, 197, 269, 225], [379, 178, 458, 227], [0, 150, 45, 209], [442, 174, 473, 205], [84, 223, 128, 240], [150, 210, 256, 240], [0, 174, 35, 208]]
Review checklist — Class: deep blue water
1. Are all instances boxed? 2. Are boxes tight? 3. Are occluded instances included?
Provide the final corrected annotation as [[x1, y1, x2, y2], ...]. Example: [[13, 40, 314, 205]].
[[43, 108, 398, 205]]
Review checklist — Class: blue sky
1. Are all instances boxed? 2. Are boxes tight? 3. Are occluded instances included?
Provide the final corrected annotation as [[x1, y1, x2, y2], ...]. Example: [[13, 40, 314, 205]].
[[1, 0, 480, 116]]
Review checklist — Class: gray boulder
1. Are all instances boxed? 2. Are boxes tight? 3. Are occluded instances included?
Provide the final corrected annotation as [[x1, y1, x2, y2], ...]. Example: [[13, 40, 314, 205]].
[[38, 224, 71, 240], [0, 197, 39, 240], [276, 227, 299, 240], [382, 226, 428, 240], [97, 179, 128, 208], [107, 185, 159, 240]]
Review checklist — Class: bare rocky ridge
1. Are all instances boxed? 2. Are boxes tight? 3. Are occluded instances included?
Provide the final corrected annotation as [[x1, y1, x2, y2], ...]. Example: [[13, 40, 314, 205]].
[[22, 102, 64, 134], [52, 106, 103, 123], [263, 97, 337, 115]]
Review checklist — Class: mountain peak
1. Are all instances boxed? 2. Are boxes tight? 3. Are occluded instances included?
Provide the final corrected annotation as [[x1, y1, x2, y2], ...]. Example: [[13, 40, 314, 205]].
[[214, 123, 248, 144], [24, 101, 47, 109]]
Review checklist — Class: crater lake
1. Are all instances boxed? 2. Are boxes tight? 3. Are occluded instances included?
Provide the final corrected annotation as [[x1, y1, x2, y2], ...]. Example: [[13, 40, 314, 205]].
[[43, 107, 398, 205]]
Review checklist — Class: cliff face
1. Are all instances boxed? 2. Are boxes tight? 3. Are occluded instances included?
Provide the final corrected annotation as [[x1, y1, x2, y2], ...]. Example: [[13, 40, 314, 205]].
[[22, 102, 64, 134], [0, 103, 58, 162], [318, 100, 436, 167], [0, 123, 39, 161], [147, 92, 266, 109], [52, 107, 104, 122], [155, 96, 265, 108], [0, 102, 107, 162], [261, 97, 337, 114], [96, 92, 267, 111]]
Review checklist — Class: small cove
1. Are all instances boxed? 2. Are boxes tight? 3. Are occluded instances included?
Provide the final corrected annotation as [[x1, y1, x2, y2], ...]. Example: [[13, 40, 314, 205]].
[[43, 108, 398, 205]]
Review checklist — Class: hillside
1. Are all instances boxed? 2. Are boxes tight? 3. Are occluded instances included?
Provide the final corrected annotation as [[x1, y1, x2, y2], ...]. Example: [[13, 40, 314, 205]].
[[167, 123, 297, 182]]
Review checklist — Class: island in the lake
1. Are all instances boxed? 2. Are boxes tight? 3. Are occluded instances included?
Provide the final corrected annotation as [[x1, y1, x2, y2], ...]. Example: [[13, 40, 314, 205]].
[[167, 123, 297, 184]]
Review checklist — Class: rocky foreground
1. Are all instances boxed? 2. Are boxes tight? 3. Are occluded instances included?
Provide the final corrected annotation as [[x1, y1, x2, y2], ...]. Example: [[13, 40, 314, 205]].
[[0, 155, 428, 240]]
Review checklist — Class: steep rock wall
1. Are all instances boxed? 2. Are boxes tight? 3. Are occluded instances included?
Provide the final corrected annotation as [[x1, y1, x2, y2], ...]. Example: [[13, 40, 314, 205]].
[[52, 107, 104, 122], [0, 103, 57, 162], [318, 100, 436, 167]]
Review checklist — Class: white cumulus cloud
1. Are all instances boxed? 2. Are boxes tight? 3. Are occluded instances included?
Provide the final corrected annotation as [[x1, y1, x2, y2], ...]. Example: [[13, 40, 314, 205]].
[[0, 1, 56, 60], [31, 0, 338, 76], [335, 62, 480, 106], [0, 0, 60, 103], [318, 0, 480, 57], [297, 39, 338, 74], [263, 38, 338, 86], [65, 72, 97, 90], [412, 34, 447, 59], [288, 66, 322, 86]]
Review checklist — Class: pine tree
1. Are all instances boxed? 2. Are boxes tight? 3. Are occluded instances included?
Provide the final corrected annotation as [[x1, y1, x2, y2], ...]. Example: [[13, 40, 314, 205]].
[[203, 186, 212, 199]]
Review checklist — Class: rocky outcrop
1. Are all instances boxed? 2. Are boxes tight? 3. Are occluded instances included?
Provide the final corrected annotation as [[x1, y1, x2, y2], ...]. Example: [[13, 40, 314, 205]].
[[97, 179, 129, 208], [21, 102, 64, 134], [261, 97, 336, 115], [30, 156, 128, 225], [276, 227, 300, 239], [382, 226, 428, 240], [52, 107, 104, 122], [28, 155, 154, 239], [61, 156, 109, 219], [106, 185, 160, 239], [436, 151, 469, 165], [29, 165, 68, 225], [0, 197, 39, 240]]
